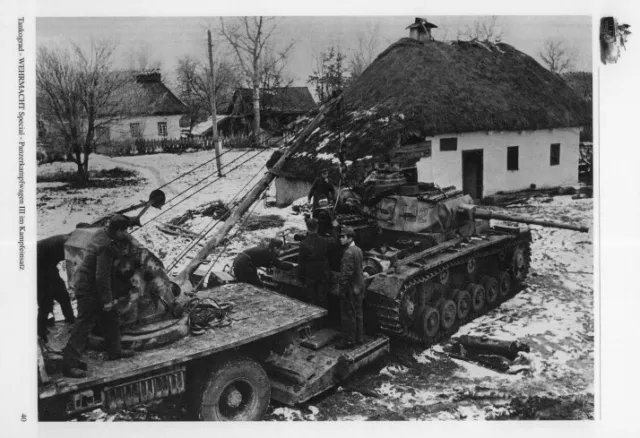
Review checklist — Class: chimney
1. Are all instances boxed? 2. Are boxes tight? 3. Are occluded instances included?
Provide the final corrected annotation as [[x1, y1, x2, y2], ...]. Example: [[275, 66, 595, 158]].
[[135, 70, 162, 83], [406, 17, 438, 42]]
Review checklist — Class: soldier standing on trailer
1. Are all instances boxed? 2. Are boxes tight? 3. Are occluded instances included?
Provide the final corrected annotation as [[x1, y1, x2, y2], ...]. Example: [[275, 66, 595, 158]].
[[37, 233, 75, 344], [335, 226, 365, 350], [61, 215, 136, 378]]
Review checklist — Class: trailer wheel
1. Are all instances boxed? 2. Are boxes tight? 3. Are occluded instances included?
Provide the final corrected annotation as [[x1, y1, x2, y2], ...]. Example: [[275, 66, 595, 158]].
[[199, 356, 271, 421]]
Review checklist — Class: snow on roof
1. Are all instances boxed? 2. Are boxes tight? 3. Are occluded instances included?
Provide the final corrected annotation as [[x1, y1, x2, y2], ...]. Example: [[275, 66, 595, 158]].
[[191, 116, 230, 136]]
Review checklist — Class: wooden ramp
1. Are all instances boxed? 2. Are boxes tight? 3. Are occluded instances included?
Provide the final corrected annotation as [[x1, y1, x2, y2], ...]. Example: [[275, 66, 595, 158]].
[[40, 284, 326, 399]]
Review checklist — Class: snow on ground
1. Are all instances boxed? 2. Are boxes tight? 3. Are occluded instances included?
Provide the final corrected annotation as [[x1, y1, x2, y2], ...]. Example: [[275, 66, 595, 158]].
[[38, 152, 594, 421]]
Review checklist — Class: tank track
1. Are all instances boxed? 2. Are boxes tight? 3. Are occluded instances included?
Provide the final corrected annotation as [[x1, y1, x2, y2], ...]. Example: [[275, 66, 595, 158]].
[[371, 235, 532, 344]]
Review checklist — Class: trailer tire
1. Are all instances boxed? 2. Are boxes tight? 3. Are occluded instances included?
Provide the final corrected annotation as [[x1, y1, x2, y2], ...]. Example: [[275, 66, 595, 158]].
[[198, 356, 271, 421]]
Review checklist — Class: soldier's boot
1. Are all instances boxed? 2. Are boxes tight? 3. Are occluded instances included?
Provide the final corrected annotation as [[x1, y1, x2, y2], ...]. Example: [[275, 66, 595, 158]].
[[102, 310, 135, 361]]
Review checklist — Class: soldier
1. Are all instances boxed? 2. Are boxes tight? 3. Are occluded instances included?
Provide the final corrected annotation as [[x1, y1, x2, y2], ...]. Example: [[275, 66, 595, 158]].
[[37, 233, 75, 344], [336, 226, 365, 350], [308, 168, 335, 210], [233, 238, 292, 287], [297, 217, 340, 309], [61, 215, 136, 378]]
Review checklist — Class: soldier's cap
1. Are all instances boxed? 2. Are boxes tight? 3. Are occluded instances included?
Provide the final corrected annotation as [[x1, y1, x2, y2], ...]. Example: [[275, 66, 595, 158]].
[[108, 214, 131, 232], [341, 226, 356, 237], [268, 238, 283, 249], [320, 167, 330, 174]]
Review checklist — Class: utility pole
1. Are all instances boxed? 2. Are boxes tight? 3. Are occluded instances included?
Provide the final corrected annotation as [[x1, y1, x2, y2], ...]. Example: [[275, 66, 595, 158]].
[[208, 29, 223, 177]]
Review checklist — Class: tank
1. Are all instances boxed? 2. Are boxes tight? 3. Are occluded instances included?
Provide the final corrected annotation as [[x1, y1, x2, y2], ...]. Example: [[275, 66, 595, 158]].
[[265, 163, 589, 344]]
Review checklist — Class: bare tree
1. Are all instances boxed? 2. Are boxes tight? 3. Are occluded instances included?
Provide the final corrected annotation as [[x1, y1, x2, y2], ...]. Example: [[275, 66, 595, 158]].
[[259, 44, 294, 89], [538, 38, 577, 74], [219, 17, 295, 146], [37, 41, 134, 184], [175, 55, 240, 132], [458, 16, 504, 42], [308, 46, 347, 102], [348, 23, 382, 80]]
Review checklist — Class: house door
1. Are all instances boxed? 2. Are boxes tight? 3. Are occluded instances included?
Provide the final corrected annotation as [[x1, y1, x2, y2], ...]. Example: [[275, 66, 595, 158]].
[[462, 149, 484, 200]]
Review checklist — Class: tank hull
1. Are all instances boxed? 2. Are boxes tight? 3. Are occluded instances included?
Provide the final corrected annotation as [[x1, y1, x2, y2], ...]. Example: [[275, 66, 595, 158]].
[[264, 223, 531, 344]]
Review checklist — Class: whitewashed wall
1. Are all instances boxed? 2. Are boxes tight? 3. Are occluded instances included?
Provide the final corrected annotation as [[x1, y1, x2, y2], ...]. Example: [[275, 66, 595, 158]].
[[416, 128, 580, 196], [101, 114, 183, 141], [275, 177, 313, 207]]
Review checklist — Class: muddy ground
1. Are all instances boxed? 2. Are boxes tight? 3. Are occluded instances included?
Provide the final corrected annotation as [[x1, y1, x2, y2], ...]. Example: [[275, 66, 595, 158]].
[[38, 151, 594, 421]]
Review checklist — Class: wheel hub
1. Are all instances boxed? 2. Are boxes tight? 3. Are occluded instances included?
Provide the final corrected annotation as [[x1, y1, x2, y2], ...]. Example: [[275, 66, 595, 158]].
[[225, 385, 243, 409]]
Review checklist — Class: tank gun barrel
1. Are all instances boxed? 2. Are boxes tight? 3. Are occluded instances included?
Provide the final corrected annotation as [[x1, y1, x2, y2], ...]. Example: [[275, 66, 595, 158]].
[[458, 204, 589, 233]]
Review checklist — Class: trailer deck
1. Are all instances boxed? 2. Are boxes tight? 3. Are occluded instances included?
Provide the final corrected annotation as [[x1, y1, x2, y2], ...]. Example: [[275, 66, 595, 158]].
[[40, 283, 326, 399]]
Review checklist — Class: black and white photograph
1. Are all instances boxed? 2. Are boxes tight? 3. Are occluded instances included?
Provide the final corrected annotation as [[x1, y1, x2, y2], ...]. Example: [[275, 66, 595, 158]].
[[2, 0, 640, 433]]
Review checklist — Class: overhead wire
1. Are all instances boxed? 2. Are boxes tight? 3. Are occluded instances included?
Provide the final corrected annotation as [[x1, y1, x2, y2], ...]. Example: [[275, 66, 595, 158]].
[[192, 176, 271, 291], [135, 147, 268, 230], [165, 160, 268, 272]]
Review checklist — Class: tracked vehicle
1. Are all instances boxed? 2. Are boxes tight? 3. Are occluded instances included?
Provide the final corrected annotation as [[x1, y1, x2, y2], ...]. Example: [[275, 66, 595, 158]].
[[266, 162, 589, 344]]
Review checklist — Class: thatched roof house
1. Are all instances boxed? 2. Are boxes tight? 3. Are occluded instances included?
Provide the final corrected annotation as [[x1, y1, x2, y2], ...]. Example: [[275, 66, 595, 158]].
[[96, 71, 188, 142], [276, 37, 587, 179], [270, 34, 589, 204]]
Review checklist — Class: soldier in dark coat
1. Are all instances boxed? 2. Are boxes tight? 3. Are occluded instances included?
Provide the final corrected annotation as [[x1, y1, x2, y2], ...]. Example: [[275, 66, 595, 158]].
[[37, 234, 75, 343], [297, 217, 340, 309], [233, 239, 292, 287], [62, 215, 136, 378], [308, 168, 335, 210], [336, 226, 365, 350]]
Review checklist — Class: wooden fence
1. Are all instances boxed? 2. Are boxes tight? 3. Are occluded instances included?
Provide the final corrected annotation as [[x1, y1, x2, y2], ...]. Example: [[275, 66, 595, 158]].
[[95, 134, 281, 157], [95, 138, 219, 157]]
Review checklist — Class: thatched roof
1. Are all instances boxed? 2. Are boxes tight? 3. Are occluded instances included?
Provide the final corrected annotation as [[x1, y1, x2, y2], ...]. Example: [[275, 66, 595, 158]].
[[102, 71, 187, 118], [273, 37, 589, 182], [224, 87, 317, 116], [128, 72, 187, 116]]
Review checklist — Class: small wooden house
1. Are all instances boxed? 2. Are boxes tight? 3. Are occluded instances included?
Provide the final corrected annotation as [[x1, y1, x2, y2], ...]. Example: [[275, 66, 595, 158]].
[[219, 87, 317, 136], [270, 24, 589, 206]]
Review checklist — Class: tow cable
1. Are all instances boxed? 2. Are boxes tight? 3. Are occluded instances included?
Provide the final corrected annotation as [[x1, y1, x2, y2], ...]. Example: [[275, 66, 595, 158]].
[[184, 297, 235, 335]]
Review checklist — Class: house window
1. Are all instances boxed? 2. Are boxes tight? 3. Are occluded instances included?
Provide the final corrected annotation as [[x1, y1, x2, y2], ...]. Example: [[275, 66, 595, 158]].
[[130, 123, 141, 138], [158, 122, 168, 137], [507, 146, 519, 171], [96, 127, 110, 143], [550, 143, 561, 166], [440, 137, 458, 151]]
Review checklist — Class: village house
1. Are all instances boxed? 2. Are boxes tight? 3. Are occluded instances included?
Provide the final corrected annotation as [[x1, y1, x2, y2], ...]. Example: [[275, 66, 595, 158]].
[[95, 71, 188, 144], [270, 19, 589, 206], [218, 87, 317, 137]]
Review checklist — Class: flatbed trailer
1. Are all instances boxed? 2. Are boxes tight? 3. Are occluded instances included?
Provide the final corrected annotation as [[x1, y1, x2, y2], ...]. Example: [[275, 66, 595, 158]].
[[39, 283, 389, 421]]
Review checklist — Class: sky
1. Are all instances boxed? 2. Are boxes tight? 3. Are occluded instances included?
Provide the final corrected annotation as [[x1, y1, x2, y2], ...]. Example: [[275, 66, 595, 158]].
[[36, 16, 592, 92]]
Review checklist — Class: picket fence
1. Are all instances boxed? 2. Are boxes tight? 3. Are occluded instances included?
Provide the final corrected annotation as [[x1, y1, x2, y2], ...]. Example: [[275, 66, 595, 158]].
[[95, 138, 220, 157]]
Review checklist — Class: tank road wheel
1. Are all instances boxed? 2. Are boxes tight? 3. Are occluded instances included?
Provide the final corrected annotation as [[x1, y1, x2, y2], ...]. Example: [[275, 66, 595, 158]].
[[416, 307, 440, 339], [468, 284, 486, 313], [482, 276, 500, 306], [511, 246, 529, 283], [199, 356, 271, 421], [438, 299, 457, 330], [497, 271, 512, 299], [466, 258, 478, 280], [455, 289, 472, 320], [399, 286, 419, 328], [438, 268, 451, 286]]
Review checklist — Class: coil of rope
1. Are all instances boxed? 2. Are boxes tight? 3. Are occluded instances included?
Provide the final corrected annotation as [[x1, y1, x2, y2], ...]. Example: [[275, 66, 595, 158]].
[[184, 296, 235, 335]]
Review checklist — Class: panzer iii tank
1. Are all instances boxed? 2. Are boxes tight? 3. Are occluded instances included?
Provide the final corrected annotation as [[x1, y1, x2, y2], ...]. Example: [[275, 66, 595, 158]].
[[266, 162, 589, 344]]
